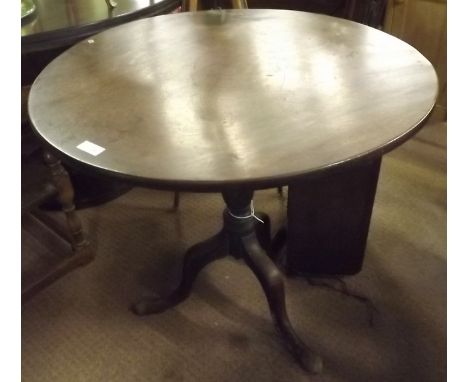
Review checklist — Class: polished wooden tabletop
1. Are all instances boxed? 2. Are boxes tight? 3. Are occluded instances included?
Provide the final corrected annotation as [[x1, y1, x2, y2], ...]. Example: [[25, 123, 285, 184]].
[[29, 9, 438, 191], [21, 0, 180, 53]]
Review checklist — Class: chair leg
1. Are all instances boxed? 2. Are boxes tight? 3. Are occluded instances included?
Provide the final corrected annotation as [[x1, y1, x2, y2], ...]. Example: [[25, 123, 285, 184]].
[[22, 152, 95, 303], [173, 191, 180, 210], [43, 151, 93, 259]]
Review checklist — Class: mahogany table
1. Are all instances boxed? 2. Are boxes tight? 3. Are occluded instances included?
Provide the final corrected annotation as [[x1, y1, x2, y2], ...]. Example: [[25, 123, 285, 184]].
[[28, 9, 438, 373]]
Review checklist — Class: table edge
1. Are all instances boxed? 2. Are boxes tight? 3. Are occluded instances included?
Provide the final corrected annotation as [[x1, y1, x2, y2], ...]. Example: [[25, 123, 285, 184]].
[[30, 103, 436, 193]]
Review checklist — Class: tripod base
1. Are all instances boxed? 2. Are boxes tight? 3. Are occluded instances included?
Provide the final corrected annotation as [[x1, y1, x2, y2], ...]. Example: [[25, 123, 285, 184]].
[[132, 189, 322, 374]]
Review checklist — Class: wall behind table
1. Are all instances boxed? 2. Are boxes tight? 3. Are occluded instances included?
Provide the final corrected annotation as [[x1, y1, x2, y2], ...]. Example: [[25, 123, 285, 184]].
[[384, 0, 447, 121]]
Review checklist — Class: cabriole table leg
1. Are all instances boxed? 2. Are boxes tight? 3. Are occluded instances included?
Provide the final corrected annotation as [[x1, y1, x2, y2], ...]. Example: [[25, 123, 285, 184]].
[[222, 189, 322, 374], [132, 230, 228, 315], [241, 233, 322, 373]]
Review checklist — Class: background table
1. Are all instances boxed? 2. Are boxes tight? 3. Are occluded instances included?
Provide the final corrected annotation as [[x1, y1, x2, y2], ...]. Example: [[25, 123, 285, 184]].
[[21, 0, 181, 54], [28, 9, 438, 372]]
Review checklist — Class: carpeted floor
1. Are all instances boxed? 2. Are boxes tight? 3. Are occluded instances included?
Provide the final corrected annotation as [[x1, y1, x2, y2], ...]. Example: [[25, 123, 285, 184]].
[[21, 122, 446, 382]]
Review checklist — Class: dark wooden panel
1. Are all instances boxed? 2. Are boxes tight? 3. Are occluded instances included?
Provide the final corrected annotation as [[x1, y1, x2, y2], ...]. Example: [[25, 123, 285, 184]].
[[249, 0, 347, 14], [249, 0, 388, 27], [286, 157, 382, 275]]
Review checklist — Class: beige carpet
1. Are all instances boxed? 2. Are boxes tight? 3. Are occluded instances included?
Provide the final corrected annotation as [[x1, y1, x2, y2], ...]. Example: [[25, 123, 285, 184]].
[[21, 123, 446, 382]]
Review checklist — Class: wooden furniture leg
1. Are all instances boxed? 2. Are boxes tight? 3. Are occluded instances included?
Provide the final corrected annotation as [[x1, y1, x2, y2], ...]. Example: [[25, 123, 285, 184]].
[[43, 151, 90, 251], [173, 191, 180, 210], [241, 233, 322, 373], [132, 231, 228, 314], [21, 152, 95, 302], [132, 188, 322, 373]]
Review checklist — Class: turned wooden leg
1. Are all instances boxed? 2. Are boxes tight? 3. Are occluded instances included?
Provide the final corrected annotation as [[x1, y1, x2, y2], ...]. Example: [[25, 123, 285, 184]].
[[43, 151, 90, 256], [132, 231, 228, 315], [22, 151, 95, 303], [241, 233, 323, 374], [173, 191, 180, 210]]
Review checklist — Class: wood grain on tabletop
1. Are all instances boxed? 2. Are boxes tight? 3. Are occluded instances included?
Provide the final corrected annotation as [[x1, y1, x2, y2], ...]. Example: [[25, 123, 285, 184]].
[[28, 9, 438, 190]]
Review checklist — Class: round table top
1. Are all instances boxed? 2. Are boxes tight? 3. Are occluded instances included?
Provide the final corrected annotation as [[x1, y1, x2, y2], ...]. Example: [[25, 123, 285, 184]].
[[21, 0, 180, 53], [29, 9, 438, 191]]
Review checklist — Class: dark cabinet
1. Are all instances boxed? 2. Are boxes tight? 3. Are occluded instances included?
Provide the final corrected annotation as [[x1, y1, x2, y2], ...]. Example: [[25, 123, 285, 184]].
[[249, 0, 388, 28]]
